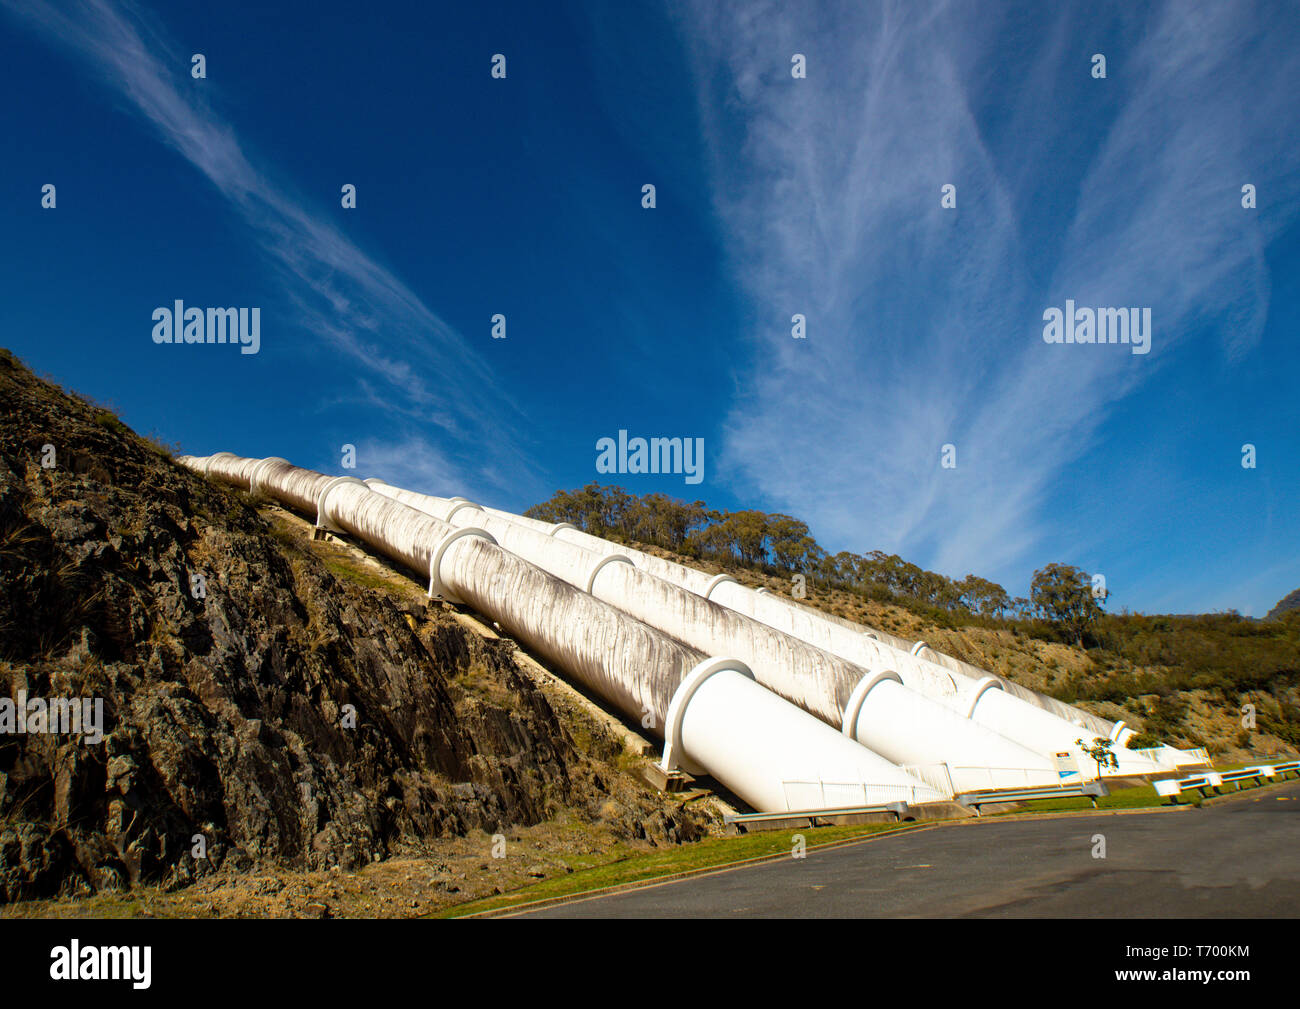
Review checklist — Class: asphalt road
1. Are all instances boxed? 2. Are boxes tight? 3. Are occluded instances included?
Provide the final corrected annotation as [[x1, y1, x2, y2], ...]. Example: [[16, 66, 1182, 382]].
[[524, 781, 1300, 917]]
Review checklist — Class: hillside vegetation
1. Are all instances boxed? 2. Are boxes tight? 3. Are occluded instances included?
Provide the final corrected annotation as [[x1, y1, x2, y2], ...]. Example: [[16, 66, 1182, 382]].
[[1267, 587, 1300, 621], [528, 484, 1300, 759]]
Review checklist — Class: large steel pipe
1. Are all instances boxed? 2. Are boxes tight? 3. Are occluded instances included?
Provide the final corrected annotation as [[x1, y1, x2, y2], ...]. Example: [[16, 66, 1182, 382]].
[[664, 658, 942, 811], [365, 483, 1150, 774], [179, 453, 944, 810], [669, 660, 939, 811], [365, 480, 1061, 787], [798, 602, 1119, 740], [841, 673, 1062, 791]]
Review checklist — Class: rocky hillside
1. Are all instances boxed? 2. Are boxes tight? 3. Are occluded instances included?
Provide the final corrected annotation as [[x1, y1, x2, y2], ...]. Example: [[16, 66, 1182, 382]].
[[0, 349, 704, 906], [1267, 587, 1300, 621]]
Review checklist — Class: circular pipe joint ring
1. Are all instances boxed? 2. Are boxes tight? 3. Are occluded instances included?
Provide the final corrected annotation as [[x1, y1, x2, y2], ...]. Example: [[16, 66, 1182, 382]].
[[548, 522, 578, 537], [585, 554, 634, 594], [427, 527, 497, 603], [315, 476, 368, 531], [755, 587, 771, 595], [909, 640, 929, 657], [963, 675, 1005, 719], [840, 669, 904, 738], [660, 657, 754, 773], [703, 573, 737, 601], [248, 456, 289, 495], [362, 477, 389, 487], [443, 499, 482, 523], [202, 451, 237, 479]]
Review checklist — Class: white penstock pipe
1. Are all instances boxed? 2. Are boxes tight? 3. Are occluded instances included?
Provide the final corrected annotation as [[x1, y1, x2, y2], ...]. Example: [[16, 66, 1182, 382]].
[[179, 453, 945, 811], [366, 479, 1062, 791], [373, 483, 1169, 776], [797, 601, 1120, 740]]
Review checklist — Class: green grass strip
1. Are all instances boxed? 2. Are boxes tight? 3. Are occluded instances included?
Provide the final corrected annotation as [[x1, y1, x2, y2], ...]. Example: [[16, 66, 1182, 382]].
[[436, 820, 924, 918]]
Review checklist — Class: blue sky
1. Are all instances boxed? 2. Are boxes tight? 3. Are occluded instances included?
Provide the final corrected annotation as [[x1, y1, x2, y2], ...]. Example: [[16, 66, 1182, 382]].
[[2, 0, 1297, 616]]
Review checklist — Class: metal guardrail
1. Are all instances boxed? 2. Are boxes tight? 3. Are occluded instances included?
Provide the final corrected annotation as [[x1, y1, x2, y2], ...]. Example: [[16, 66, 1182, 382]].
[[956, 780, 1109, 815], [732, 760, 1299, 825], [1220, 768, 1268, 784], [1154, 760, 1299, 801], [730, 760, 1299, 823]]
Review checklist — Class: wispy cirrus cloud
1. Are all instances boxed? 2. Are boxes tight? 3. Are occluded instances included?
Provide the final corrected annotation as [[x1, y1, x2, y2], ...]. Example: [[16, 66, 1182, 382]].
[[676, 0, 1300, 587], [3, 0, 535, 499]]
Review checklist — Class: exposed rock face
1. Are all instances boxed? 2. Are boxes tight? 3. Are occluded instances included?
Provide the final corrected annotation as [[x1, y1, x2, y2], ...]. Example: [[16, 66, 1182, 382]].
[[1267, 588, 1300, 622], [0, 350, 701, 903]]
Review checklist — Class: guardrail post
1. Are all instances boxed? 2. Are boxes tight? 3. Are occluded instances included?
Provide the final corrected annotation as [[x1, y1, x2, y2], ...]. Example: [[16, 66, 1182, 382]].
[[1081, 780, 1109, 809]]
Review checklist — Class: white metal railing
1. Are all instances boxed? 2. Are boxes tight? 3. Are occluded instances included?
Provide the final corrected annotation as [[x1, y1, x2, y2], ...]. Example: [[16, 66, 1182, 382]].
[[781, 780, 921, 810], [948, 765, 1070, 792]]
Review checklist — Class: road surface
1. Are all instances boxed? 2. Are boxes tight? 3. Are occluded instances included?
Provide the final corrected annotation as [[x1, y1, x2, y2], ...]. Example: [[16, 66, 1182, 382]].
[[524, 782, 1300, 917]]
